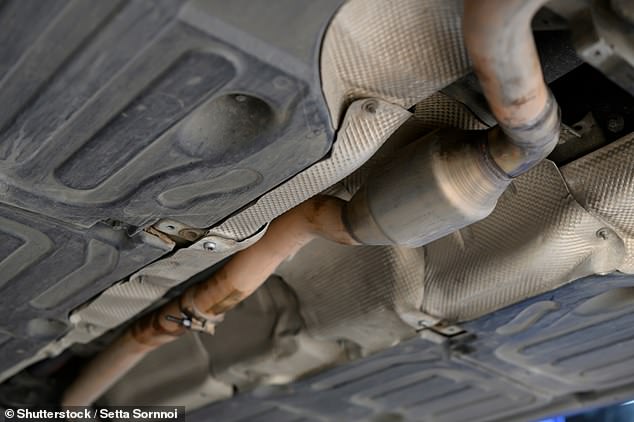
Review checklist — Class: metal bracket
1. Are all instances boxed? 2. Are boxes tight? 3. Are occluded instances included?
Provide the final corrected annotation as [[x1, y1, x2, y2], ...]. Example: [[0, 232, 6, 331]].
[[415, 312, 466, 337], [165, 310, 220, 334], [572, 0, 634, 95]]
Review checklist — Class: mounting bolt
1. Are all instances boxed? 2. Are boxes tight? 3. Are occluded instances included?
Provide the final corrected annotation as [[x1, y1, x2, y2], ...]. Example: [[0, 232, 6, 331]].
[[362, 99, 378, 114], [69, 314, 81, 325], [607, 115, 624, 133], [203, 241, 217, 251], [596, 228, 610, 240]]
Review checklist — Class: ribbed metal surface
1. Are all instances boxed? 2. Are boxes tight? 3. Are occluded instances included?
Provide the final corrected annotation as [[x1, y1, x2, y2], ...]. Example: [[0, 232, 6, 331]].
[[413, 92, 488, 131], [70, 232, 263, 338], [340, 93, 487, 199], [321, 0, 470, 123], [73, 279, 167, 332], [8, 99, 410, 379], [423, 160, 625, 322], [561, 133, 634, 273], [277, 239, 425, 352], [211, 99, 411, 240]]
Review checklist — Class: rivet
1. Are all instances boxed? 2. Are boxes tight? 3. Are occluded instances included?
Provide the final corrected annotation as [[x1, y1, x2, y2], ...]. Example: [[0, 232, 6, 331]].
[[596, 228, 610, 240], [362, 99, 378, 114]]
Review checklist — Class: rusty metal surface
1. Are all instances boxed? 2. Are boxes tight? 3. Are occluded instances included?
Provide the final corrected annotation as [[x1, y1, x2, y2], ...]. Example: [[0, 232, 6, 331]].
[[102, 277, 343, 410], [464, 0, 551, 128], [0, 0, 344, 382], [0, 98, 410, 384]]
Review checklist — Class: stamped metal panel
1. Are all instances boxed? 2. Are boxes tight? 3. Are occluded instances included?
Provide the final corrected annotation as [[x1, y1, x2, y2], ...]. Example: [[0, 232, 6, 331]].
[[0, 0, 343, 378], [466, 274, 634, 392], [189, 339, 545, 422], [9, 99, 411, 378], [210, 99, 411, 240], [0, 0, 342, 229], [321, 0, 471, 124], [561, 132, 634, 272], [0, 204, 172, 373], [422, 160, 626, 322], [277, 238, 425, 353], [188, 274, 634, 422], [184, 128, 634, 421]]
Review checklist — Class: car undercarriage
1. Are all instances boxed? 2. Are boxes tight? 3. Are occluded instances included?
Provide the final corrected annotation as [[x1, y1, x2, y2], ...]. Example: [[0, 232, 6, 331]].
[[0, 0, 633, 421]]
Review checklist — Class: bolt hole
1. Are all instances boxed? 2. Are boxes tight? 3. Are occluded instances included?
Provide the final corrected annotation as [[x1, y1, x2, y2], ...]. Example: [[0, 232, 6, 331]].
[[596, 228, 610, 240], [362, 99, 378, 114], [166, 225, 175, 230]]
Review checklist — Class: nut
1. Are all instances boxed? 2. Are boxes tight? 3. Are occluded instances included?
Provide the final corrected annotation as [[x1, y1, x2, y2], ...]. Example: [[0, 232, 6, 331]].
[[203, 241, 217, 251]]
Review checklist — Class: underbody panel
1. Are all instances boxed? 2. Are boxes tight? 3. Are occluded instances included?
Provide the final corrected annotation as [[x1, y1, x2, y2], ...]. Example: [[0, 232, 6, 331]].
[[0, 0, 633, 420]]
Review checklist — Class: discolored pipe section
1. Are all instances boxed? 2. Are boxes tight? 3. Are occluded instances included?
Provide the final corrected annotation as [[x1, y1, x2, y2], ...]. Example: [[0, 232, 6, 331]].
[[463, 0, 561, 177], [344, 129, 511, 247], [343, 0, 561, 246], [62, 196, 357, 407], [64, 0, 562, 406]]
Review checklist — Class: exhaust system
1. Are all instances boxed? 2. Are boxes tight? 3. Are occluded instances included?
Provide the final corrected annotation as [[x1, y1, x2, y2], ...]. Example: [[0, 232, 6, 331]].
[[344, 0, 560, 246], [63, 196, 357, 406], [63, 0, 559, 407]]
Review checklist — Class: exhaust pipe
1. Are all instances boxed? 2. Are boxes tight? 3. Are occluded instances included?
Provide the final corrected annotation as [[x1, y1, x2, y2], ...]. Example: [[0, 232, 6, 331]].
[[63, 0, 559, 406], [343, 0, 560, 246], [62, 196, 357, 406]]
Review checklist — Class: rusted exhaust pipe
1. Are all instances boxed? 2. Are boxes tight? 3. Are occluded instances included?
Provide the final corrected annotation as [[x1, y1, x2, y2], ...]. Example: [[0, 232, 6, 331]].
[[463, 0, 561, 176], [342, 0, 560, 246], [62, 196, 357, 407], [64, 0, 561, 406]]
